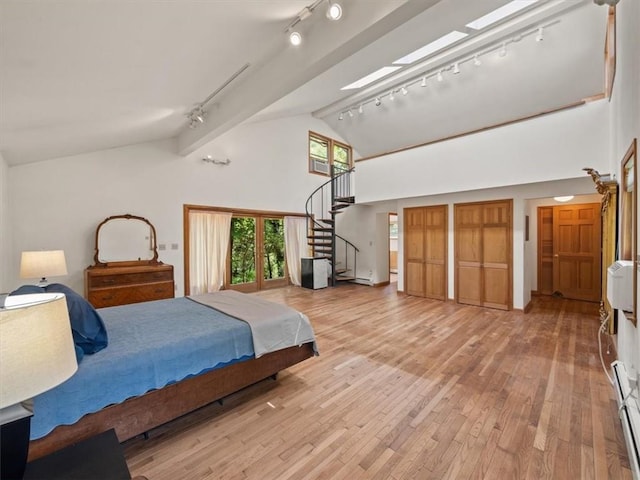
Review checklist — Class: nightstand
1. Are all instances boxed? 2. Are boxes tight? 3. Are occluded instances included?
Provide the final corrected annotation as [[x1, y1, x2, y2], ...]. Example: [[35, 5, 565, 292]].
[[24, 429, 132, 480]]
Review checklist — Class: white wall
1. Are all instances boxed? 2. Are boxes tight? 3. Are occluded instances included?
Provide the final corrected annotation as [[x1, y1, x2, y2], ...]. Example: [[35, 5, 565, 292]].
[[349, 96, 610, 309], [7, 114, 344, 296], [356, 99, 609, 203], [0, 153, 10, 293], [611, 0, 640, 378]]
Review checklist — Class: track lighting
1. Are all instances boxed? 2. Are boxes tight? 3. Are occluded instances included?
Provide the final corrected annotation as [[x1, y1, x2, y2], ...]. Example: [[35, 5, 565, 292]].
[[289, 31, 302, 46], [338, 112, 344, 120], [326, 2, 342, 20], [202, 156, 231, 166], [336, 22, 556, 124], [185, 63, 249, 129], [285, 0, 344, 47], [187, 106, 206, 128]]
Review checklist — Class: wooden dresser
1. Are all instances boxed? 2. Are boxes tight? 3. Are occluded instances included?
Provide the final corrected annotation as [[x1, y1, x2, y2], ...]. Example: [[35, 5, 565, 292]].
[[85, 264, 174, 308]]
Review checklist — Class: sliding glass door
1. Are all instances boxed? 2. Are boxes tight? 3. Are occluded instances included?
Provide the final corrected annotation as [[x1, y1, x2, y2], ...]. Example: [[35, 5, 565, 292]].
[[228, 215, 286, 292]]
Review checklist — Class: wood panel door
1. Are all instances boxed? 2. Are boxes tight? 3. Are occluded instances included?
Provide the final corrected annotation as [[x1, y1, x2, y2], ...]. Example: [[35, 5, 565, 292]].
[[455, 200, 512, 310], [404, 206, 447, 299], [537, 207, 554, 295], [404, 208, 426, 297], [455, 203, 483, 306], [425, 206, 447, 300], [552, 203, 601, 302]]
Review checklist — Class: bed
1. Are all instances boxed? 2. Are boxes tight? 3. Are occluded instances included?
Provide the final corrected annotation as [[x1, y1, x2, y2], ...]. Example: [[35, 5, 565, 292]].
[[22, 287, 317, 461]]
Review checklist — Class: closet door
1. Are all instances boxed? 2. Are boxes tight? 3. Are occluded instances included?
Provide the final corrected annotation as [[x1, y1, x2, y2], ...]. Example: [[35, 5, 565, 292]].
[[425, 205, 447, 300], [455, 200, 512, 310], [404, 207, 426, 297], [482, 201, 511, 310], [455, 204, 483, 306], [404, 206, 448, 299]]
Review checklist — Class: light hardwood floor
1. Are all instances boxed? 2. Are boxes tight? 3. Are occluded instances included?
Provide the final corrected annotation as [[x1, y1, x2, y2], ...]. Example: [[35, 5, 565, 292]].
[[124, 284, 631, 479]]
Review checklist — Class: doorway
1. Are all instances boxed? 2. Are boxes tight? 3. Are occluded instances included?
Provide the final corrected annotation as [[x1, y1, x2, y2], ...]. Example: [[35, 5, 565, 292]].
[[389, 213, 398, 283], [537, 203, 601, 302]]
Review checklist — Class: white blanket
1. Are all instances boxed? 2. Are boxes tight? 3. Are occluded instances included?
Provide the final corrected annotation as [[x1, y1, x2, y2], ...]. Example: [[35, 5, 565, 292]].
[[189, 290, 319, 358]]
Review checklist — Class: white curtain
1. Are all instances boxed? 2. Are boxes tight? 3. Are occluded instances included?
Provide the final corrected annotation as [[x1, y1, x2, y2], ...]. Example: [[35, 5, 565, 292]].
[[284, 216, 309, 286], [189, 211, 232, 294]]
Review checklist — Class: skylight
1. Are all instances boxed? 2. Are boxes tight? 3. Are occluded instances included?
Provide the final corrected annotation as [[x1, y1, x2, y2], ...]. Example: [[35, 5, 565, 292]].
[[341, 66, 402, 90], [392, 30, 469, 65], [465, 0, 538, 30]]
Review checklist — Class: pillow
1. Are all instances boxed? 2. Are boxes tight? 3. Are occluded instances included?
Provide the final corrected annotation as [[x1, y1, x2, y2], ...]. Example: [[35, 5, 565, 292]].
[[44, 283, 108, 355], [8, 283, 108, 360]]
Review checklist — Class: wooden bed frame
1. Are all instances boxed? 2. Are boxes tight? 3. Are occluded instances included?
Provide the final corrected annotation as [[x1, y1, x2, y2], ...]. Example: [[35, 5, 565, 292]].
[[28, 343, 315, 461]]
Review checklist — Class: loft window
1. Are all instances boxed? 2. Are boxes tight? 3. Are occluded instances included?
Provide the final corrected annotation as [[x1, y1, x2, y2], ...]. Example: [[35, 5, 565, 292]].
[[309, 131, 352, 176]]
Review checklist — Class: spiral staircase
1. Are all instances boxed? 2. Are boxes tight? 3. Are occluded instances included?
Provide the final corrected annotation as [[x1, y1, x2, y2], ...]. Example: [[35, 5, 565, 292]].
[[304, 165, 358, 286]]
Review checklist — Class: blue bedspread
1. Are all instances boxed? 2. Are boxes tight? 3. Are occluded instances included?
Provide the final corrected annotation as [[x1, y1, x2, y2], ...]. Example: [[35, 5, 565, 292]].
[[31, 297, 254, 439]]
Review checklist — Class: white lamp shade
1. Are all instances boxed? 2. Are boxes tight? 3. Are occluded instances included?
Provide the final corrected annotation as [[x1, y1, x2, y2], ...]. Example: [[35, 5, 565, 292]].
[[0, 293, 78, 409], [20, 250, 68, 280]]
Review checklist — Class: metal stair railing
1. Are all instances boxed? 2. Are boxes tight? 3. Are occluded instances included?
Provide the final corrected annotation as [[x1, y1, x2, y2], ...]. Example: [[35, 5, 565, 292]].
[[304, 165, 359, 286]]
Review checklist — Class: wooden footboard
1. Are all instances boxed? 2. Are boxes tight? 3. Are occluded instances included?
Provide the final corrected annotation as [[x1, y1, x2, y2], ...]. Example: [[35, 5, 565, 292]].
[[29, 343, 315, 460]]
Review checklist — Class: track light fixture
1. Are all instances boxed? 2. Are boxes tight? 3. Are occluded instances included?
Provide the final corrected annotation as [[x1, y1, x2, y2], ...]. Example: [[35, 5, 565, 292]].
[[289, 31, 302, 46], [338, 112, 344, 120], [535, 27, 544, 42], [202, 156, 231, 165], [326, 2, 342, 20], [285, 0, 344, 46], [187, 106, 206, 128], [333, 22, 557, 123], [185, 63, 249, 129]]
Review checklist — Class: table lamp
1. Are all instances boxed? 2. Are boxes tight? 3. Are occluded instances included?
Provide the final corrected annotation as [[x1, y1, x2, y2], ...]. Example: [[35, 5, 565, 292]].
[[19, 251, 68, 287], [0, 293, 78, 479]]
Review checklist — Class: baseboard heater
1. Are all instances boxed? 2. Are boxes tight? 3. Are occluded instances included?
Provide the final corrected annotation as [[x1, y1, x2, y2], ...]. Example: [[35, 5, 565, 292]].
[[612, 360, 640, 479]]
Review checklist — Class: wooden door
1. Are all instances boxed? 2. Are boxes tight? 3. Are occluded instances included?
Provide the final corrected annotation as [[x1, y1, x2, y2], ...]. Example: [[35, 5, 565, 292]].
[[552, 203, 601, 302], [537, 207, 554, 295], [404, 206, 447, 299], [455, 200, 512, 310], [425, 206, 447, 300], [404, 208, 426, 297], [455, 204, 483, 306], [482, 202, 511, 310]]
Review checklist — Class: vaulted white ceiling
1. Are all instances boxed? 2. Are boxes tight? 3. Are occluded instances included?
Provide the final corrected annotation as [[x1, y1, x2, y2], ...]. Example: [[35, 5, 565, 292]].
[[0, 0, 608, 165]]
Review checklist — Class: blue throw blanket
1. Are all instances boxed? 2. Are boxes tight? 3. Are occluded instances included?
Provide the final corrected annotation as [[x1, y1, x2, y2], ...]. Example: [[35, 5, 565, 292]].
[[31, 297, 254, 439]]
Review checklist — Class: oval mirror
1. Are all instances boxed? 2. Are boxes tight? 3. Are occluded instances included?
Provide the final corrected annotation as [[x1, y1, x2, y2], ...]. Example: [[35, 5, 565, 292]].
[[94, 214, 159, 266]]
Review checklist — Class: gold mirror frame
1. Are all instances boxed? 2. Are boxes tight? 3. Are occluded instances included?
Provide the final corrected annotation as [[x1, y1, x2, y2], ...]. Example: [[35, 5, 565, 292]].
[[93, 214, 160, 267]]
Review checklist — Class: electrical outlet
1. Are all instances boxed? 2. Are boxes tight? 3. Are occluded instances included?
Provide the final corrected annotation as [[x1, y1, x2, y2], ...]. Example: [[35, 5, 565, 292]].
[[158, 244, 166, 251], [171, 243, 179, 250]]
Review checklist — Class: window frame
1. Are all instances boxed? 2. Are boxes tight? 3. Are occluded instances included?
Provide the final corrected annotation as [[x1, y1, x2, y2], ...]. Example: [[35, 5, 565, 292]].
[[308, 131, 353, 176]]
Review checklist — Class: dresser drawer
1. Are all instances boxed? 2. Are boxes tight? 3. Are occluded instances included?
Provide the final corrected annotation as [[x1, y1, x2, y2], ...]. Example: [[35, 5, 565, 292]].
[[88, 282, 174, 309], [89, 269, 173, 288]]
